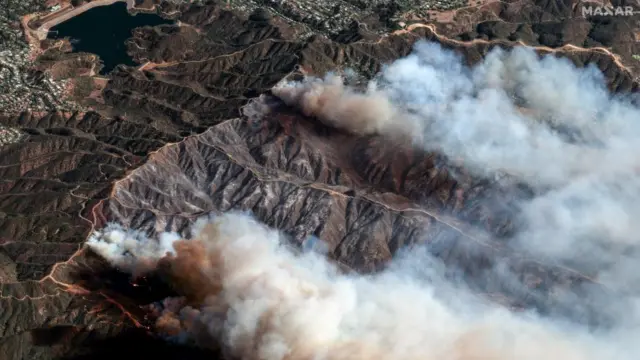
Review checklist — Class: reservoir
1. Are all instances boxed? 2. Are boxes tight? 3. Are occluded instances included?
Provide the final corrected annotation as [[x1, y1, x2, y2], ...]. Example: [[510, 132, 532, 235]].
[[47, 2, 172, 74]]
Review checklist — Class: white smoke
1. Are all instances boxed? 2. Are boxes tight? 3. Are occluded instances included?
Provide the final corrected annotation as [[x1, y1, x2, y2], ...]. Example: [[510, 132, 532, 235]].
[[86, 223, 180, 275], [85, 41, 640, 358], [376, 43, 640, 187], [87, 211, 636, 359], [375, 44, 640, 296], [273, 41, 640, 291], [274, 43, 640, 187]]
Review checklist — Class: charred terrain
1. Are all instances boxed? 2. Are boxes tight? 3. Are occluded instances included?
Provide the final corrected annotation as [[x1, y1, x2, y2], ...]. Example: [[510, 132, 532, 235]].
[[2, 0, 640, 359]]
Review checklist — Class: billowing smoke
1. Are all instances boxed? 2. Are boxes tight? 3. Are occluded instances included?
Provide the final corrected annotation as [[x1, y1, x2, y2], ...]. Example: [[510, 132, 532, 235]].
[[85, 41, 640, 358], [272, 74, 417, 137], [274, 43, 640, 188], [88, 212, 634, 359], [273, 42, 640, 291], [87, 223, 180, 276]]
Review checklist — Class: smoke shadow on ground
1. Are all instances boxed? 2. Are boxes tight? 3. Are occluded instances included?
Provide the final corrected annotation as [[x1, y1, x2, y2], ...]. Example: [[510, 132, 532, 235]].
[[56, 328, 221, 360], [51, 250, 228, 360], [31, 325, 81, 347], [71, 249, 179, 306]]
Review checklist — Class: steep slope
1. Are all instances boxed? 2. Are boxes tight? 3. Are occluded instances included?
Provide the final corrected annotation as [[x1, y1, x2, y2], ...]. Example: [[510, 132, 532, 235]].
[[0, 0, 639, 359]]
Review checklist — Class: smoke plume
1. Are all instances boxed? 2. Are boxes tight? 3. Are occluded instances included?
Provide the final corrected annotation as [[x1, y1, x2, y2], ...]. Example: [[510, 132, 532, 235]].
[[271, 74, 416, 137], [85, 41, 640, 358], [87, 212, 634, 359], [274, 43, 640, 188], [273, 42, 640, 289]]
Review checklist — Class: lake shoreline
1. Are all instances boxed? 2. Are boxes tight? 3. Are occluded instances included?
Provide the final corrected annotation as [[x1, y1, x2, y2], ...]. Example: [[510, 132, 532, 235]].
[[46, 2, 172, 74]]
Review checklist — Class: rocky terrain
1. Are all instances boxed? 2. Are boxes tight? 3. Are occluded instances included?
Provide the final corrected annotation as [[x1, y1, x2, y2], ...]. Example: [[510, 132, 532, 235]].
[[0, 0, 640, 359]]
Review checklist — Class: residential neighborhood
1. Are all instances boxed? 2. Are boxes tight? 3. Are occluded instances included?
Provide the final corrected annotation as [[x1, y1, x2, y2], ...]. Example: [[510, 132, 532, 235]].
[[0, 0, 81, 116]]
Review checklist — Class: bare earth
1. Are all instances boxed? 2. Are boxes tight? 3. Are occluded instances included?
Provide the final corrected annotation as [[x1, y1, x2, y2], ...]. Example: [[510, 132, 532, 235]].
[[0, 0, 639, 358]]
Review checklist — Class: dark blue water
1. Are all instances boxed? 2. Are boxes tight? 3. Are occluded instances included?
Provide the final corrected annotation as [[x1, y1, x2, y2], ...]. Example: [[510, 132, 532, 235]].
[[47, 2, 172, 74]]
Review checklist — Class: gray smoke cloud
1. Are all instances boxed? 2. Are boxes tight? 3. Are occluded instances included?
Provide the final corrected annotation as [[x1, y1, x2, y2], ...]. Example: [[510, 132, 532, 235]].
[[85, 41, 640, 359], [273, 42, 640, 291], [274, 43, 640, 188], [87, 212, 636, 359]]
